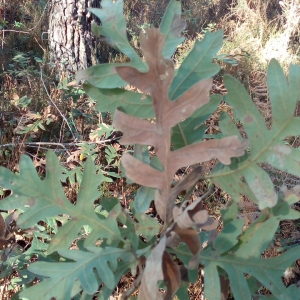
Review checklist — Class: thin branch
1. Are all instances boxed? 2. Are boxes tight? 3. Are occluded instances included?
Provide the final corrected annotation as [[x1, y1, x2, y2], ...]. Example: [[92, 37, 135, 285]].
[[39, 68, 77, 141], [0, 137, 120, 149]]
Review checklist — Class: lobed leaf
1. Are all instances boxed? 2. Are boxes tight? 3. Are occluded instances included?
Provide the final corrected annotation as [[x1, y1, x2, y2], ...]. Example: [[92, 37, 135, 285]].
[[160, 0, 186, 58], [114, 27, 247, 227], [84, 83, 155, 118], [173, 189, 300, 300], [88, 0, 142, 62], [138, 235, 181, 300], [76, 0, 147, 88], [20, 247, 136, 300], [0, 152, 123, 254], [205, 190, 300, 300], [135, 186, 155, 213], [212, 60, 300, 209], [169, 30, 224, 100]]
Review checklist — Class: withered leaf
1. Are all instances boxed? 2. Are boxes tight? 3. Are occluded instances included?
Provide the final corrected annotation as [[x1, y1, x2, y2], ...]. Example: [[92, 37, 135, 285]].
[[117, 29, 174, 96], [114, 109, 162, 147], [168, 196, 218, 268], [121, 154, 166, 190], [139, 235, 180, 300], [173, 199, 209, 229], [138, 236, 166, 300], [163, 79, 212, 129], [162, 251, 181, 300], [168, 166, 203, 202], [0, 213, 6, 239], [115, 27, 248, 227], [169, 136, 249, 175]]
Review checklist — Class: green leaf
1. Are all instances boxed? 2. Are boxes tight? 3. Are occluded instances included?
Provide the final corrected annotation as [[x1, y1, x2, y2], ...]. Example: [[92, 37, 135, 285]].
[[175, 280, 190, 300], [84, 83, 154, 118], [174, 190, 300, 300], [76, 63, 136, 88], [88, 0, 143, 64], [160, 0, 186, 58], [213, 219, 244, 255], [171, 94, 222, 149], [175, 225, 300, 300], [20, 247, 135, 300], [76, 0, 147, 87], [134, 186, 155, 213], [169, 30, 223, 100], [130, 204, 160, 242], [97, 260, 136, 300], [0, 152, 124, 254], [212, 60, 300, 209], [105, 145, 118, 165]]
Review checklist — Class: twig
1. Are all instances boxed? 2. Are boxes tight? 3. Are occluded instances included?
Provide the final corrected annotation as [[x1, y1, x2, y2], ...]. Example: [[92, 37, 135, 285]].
[[39, 68, 77, 141], [0, 137, 120, 149], [1, 0, 5, 50]]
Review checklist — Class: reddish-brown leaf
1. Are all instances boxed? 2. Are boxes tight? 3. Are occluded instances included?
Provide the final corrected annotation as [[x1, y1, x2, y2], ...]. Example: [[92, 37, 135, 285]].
[[162, 251, 181, 300]]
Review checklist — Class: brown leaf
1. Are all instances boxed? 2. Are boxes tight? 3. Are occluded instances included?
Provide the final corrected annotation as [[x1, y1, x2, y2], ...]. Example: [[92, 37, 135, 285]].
[[157, 167, 203, 224], [163, 79, 212, 129], [121, 154, 166, 190], [113, 109, 162, 147], [172, 223, 200, 256], [169, 136, 249, 174], [200, 217, 218, 231], [162, 251, 181, 300], [175, 195, 209, 224], [117, 29, 174, 96], [168, 195, 217, 268], [0, 214, 7, 239], [169, 166, 203, 200], [138, 236, 166, 300], [154, 190, 168, 221], [168, 167, 203, 205], [115, 27, 248, 231]]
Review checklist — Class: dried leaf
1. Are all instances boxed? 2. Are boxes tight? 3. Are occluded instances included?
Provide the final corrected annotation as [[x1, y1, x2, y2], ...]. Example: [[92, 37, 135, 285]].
[[169, 136, 249, 175], [168, 166, 203, 201], [162, 251, 181, 299], [138, 236, 166, 300], [115, 27, 247, 225], [0, 214, 7, 239], [114, 109, 162, 148], [167, 195, 217, 269], [121, 153, 166, 190]]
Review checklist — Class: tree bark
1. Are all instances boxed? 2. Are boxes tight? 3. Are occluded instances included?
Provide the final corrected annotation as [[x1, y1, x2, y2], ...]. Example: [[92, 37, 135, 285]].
[[48, 0, 101, 80]]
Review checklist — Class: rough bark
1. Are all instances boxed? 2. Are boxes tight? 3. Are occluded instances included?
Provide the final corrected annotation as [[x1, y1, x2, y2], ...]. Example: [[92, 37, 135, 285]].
[[48, 0, 101, 80]]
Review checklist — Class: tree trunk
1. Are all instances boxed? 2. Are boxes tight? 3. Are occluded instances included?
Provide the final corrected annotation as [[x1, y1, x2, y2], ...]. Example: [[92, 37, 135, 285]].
[[48, 0, 101, 80]]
